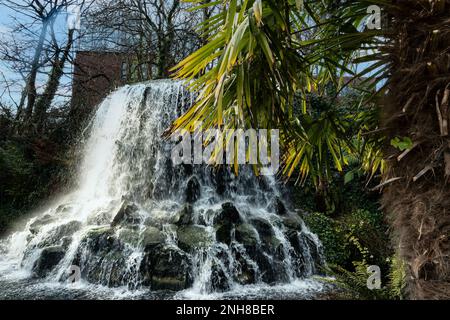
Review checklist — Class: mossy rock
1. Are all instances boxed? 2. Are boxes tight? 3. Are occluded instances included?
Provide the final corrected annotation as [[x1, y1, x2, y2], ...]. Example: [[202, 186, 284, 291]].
[[177, 225, 213, 252], [140, 226, 165, 250], [172, 204, 193, 226], [118, 228, 140, 247], [215, 223, 233, 245], [87, 226, 113, 237], [144, 245, 193, 291], [32, 246, 65, 278], [235, 223, 258, 247], [214, 202, 242, 225], [282, 215, 303, 230], [111, 200, 141, 227], [36, 220, 83, 248], [250, 217, 274, 238]]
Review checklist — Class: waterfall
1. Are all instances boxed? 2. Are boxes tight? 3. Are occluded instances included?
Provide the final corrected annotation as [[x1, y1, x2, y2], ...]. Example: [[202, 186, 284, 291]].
[[0, 80, 324, 298]]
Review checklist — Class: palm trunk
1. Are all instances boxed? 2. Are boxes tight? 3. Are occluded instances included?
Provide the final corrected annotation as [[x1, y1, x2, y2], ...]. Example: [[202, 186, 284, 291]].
[[382, 0, 450, 299]]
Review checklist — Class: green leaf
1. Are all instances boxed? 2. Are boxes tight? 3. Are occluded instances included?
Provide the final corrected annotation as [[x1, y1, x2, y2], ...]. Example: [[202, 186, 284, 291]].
[[390, 137, 413, 151], [344, 171, 355, 185]]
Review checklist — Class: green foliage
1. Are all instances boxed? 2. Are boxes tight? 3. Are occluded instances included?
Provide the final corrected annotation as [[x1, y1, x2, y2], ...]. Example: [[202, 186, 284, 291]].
[[323, 261, 390, 300], [390, 136, 413, 151], [0, 139, 66, 235], [304, 205, 391, 267], [323, 256, 408, 300], [171, 0, 387, 180], [387, 255, 407, 299], [303, 212, 349, 265]]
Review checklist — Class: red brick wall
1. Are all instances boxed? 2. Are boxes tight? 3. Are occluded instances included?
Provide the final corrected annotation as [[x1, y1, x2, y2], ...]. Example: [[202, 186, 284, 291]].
[[69, 51, 129, 131], [71, 51, 128, 110]]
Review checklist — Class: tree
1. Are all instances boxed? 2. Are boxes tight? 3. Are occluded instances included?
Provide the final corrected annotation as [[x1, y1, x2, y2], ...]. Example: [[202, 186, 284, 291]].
[[0, 0, 89, 134], [85, 0, 204, 79], [169, 0, 450, 299]]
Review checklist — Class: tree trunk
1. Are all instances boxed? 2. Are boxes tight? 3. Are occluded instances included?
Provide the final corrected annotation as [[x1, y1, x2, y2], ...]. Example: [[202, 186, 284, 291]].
[[33, 29, 75, 134], [382, 0, 450, 299], [22, 18, 51, 124]]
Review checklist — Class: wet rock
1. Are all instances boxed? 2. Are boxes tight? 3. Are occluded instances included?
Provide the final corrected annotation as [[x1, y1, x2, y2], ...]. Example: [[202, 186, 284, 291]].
[[216, 224, 233, 245], [177, 226, 213, 252], [250, 217, 274, 238], [32, 246, 65, 278], [197, 209, 215, 226], [55, 204, 73, 214], [214, 202, 242, 225], [282, 215, 302, 230], [145, 209, 172, 226], [213, 167, 229, 195], [302, 233, 323, 268], [60, 236, 73, 249], [80, 226, 118, 253], [185, 176, 201, 203], [140, 245, 192, 291], [141, 226, 165, 250], [55, 221, 82, 236], [210, 263, 230, 292], [37, 221, 82, 248], [269, 197, 288, 216], [118, 228, 140, 247], [172, 204, 193, 226], [233, 254, 257, 285], [111, 201, 141, 227], [87, 211, 112, 226], [29, 215, 55, 234], [252, 251, 288, 284], [72, 227, 128, 287], [235, 224, 258, 247]]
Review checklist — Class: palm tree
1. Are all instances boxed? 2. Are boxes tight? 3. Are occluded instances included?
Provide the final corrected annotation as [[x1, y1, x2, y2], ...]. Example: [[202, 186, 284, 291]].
[[169, 0, 450, 299]]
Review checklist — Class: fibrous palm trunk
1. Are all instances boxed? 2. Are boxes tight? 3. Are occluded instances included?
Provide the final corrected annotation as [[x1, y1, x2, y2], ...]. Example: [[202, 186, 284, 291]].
[[382, 0, 450, 299]]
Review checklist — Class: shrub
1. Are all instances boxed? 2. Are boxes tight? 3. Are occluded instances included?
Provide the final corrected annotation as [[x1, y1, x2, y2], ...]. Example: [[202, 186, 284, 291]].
[[303, 212, 349, 266]]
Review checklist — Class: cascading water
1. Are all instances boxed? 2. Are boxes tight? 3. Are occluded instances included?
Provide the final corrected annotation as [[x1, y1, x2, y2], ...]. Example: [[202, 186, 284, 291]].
[[0, 80, 325, 299]]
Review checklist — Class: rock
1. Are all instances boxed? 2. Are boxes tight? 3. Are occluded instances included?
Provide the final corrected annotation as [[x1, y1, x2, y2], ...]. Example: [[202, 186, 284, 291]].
[[87, 211, 112, 225], [82, 226, 117, 253], [213, 167, 229, 195], [111, 201, 141, 227], [269, 197, 288, 216], [140, 245, 192, 291], [185, 176, 201, 203], [233, 254, 257, 285], [55, 221, 82, 236], [55, 204, 73, 214], [177, 226, 213, 252], [216, 224, 233, 245], [118, 228, 140, 247], [140, 226, 165, 250], [145, 209, 172, 225], [72, 227, 127, 287], [210, 263, 230, 292], [282, 215, 302, 230], [29, 215, 55, 234], [250, 217, 274, 238], [32, 246, 65, 278], [60, 236, 73, 249], [252, 250, 288, 284], [172, 204, 193, 226], [235, 224, 259, 247], [214, 202, 242, 225], [37, 221, 82, 248]]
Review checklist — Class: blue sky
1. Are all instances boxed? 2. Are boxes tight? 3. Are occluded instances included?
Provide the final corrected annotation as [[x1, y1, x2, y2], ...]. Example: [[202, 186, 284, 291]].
[[0, 3, 76, 108]]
